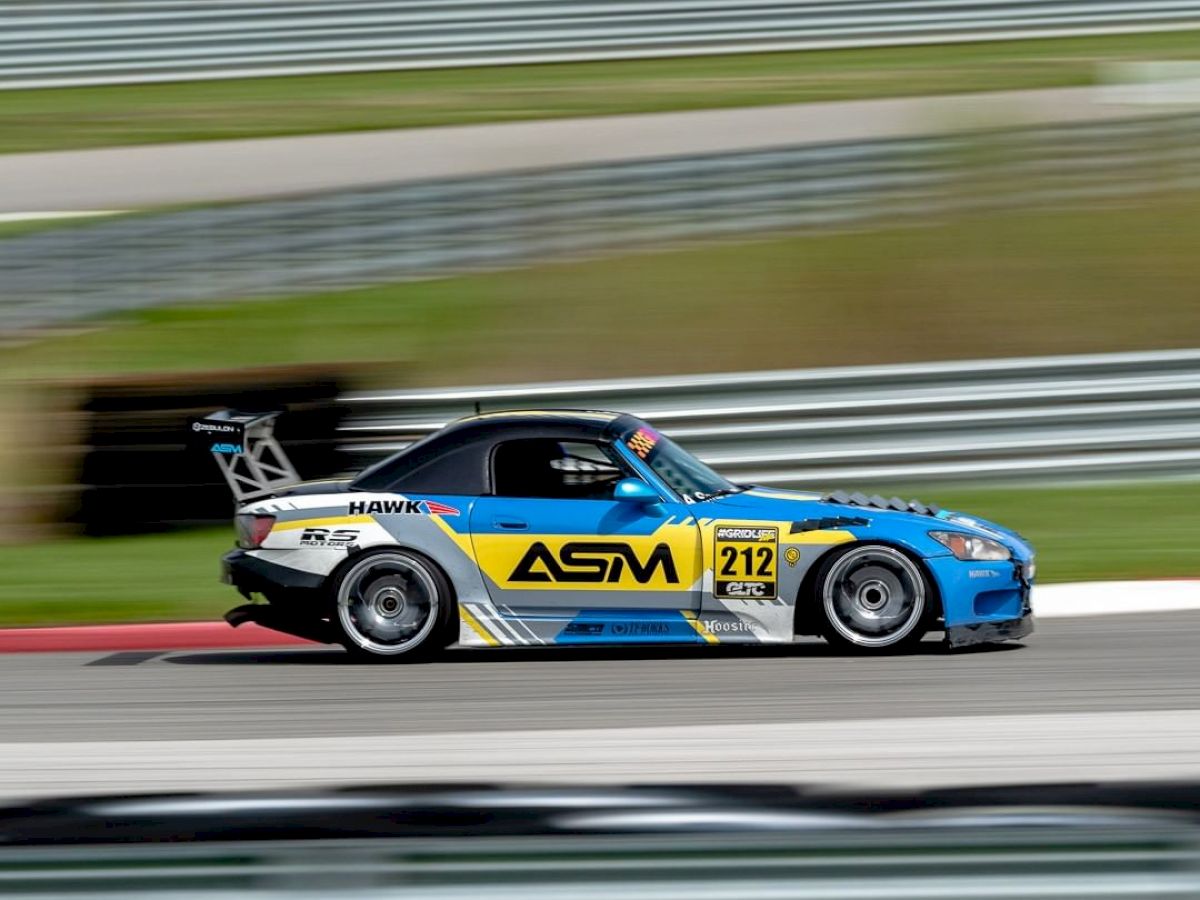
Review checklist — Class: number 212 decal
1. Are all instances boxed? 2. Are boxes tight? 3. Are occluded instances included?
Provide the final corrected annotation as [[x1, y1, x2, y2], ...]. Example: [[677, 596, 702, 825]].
[[713, 526, 778, 600]]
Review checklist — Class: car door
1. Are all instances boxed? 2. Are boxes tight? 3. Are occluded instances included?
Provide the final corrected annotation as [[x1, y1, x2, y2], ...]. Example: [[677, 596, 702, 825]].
[[469, 437, 702, 617]]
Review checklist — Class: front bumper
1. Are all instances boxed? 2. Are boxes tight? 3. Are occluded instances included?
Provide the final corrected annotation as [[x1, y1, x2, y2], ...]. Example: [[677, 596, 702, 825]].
[[946, 612, 1034, 648], [927, 553, 1035, 633]]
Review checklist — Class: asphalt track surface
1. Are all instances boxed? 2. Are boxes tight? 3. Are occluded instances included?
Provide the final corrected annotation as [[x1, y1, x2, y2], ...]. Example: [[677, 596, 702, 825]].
[[0, 612, 1196, 798], [0, 86, 1148, 214]]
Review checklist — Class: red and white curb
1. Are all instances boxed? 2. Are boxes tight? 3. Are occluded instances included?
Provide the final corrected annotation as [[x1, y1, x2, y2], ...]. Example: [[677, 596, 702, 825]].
[[0, 580, 1196, 654], [0, 620, 313, 654]]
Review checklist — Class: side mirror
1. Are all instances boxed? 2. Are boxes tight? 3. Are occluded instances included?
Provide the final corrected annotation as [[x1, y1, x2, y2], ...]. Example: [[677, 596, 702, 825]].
[[614, 478, 660, 504]]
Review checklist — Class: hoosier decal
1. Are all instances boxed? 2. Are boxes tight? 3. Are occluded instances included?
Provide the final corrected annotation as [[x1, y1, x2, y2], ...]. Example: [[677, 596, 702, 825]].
[[348, 499, 460, 516]]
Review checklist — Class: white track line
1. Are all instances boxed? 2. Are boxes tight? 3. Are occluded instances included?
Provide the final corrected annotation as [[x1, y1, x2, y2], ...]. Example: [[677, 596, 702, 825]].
[[0, 210, 125, 224], [1035, 580, 1200, 619], [0, 710, 1197, 799]]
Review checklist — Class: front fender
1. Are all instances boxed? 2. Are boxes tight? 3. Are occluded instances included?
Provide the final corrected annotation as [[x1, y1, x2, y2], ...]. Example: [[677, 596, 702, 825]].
[[792, 537, 948, 636]]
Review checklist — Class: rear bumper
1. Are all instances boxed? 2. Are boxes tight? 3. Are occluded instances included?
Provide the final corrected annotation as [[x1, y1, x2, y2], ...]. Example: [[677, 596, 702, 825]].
[[946, 612, 1034, 649], [222, 551, 335, 644], [222, 549, 325, 596], [224, 603, 337, 644]]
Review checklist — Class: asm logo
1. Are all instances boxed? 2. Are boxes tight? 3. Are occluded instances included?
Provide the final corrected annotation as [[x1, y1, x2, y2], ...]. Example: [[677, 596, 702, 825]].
[[510, 542, 679, 584]]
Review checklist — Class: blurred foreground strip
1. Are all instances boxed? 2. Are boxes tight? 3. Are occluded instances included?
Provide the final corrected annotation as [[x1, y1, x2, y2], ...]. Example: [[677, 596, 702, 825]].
[[1, 783, 1199, 898], [2, 708, 1198, 798]]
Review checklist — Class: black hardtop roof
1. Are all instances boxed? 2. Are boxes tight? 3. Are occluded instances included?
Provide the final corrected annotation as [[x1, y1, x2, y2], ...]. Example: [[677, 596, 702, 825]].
[[350, 409, 645, 494]]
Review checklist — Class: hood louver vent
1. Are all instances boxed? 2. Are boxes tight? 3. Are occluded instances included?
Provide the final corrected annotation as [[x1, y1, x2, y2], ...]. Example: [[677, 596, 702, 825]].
[[823, 491, 942, 517]]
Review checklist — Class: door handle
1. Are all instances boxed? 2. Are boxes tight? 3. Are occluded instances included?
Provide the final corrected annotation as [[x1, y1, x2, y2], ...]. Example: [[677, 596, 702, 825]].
[[493, 516, 528, 531]]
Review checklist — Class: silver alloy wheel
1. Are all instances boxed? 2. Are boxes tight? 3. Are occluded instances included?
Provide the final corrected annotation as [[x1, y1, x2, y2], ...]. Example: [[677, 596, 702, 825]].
[[336, 552, 440, 656], [821, 545, 926, 648]]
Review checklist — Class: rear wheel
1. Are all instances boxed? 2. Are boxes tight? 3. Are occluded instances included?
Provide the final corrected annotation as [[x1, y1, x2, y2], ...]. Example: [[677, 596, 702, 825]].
[[332, 550, 453, 661], [816, 544, 928, 652]]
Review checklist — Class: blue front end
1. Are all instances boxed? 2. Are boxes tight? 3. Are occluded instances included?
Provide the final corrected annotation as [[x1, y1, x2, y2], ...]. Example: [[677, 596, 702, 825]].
[[922, 511, 1035, 647], [693, 488, 1036, 647]]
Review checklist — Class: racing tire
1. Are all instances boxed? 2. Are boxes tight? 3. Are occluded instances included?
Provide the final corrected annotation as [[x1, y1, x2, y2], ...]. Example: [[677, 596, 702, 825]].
[[330, 549, 455, 661], [815, 543, 929, 652]]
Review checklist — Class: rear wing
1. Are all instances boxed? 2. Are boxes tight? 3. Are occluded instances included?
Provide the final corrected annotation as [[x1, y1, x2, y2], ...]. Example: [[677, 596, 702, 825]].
[[188, 410, 300, 503]]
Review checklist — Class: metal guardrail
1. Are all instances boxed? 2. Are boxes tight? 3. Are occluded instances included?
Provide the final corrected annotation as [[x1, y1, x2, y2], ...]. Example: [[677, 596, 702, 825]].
[[3, 782, 1200, 898], [4, 112, 1200, 335], [340, 349, 1200, 485], [5, 830, 1197, 898], [4, 1, 1200, 89]]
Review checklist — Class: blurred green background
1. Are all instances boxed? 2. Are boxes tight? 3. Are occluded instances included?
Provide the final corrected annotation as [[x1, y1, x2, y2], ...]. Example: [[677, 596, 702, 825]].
[[3, 32, 1198, 626]]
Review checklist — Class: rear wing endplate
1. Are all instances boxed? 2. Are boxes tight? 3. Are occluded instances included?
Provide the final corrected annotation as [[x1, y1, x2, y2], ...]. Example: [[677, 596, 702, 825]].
[[188, 410, 300, 502]]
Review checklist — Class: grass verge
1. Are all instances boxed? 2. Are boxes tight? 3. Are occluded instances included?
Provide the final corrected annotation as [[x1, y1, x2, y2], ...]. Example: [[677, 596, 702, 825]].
[[3, 31, 1200, 154], [0, 481, 1192, 627]]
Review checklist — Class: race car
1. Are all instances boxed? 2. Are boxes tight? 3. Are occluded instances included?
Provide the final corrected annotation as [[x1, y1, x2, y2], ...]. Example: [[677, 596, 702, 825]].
[[221, 410, 1034, 659]]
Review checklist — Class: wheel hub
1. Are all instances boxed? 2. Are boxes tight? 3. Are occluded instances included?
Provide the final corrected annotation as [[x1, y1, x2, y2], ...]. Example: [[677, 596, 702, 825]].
[[373, 587, 406, 619], [855, 579, 890, 611], [821, 547, 926, 649], [336, 554, 440, 656]]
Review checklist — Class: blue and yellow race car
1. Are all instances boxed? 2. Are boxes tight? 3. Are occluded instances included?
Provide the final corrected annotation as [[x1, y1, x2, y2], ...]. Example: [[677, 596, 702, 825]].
[[222, 410, 1034, 659]]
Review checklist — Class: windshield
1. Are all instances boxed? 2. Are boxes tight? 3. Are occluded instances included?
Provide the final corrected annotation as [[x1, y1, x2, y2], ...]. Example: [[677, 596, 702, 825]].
[[622, 424, 738, 501]]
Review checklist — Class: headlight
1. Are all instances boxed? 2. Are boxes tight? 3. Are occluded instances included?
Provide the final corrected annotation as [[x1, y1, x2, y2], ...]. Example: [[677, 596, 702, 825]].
[[929, 531, 1011, 561]]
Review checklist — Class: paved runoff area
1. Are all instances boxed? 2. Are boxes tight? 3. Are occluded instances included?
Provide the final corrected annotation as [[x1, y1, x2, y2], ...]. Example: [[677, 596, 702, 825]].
[[0, 85, 1154, 214], [0, 595, 1196, 800]]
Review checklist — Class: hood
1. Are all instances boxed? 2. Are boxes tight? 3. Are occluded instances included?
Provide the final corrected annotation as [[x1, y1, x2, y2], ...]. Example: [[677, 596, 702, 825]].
[[706, 487, 1034, 561]]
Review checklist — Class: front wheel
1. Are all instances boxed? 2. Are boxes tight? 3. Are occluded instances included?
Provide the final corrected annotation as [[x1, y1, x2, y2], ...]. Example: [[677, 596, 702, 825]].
[[332, 550, 453, 661], [816, 544, 929, 652]]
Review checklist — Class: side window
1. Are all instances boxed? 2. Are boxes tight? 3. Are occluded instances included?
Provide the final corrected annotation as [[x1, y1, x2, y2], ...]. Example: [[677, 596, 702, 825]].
[[492, 439, 636, 500]]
